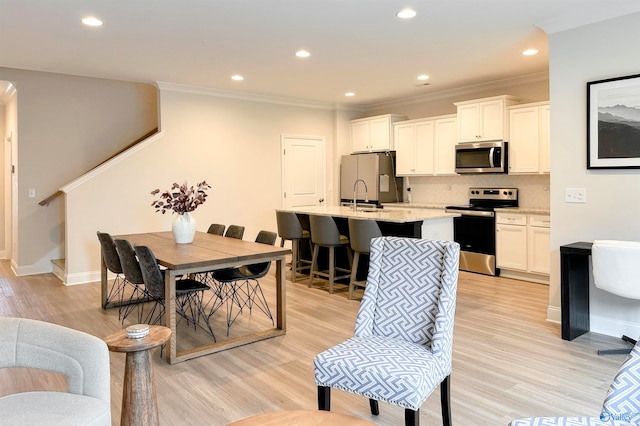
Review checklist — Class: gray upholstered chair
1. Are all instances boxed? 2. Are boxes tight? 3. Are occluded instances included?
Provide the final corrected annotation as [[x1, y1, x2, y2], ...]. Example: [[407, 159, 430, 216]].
[[207, 223, 226, 236], [347, 218, 382, 300], [96, 231, 127, 309], [225, 225, 245, 240], [314, 237, 460, 426], [134, 245, 215, 340], [0, 317, 111, 426], [276, 211, 313, 283], [114, 238, 148, 323], [210, 230, 278, 335], [309, 215, 353, 294]]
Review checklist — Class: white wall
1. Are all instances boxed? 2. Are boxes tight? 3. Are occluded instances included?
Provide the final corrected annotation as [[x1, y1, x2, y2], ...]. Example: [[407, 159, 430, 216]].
[[0, 68, 158, 275], [549, 12, 640, 337], [64, 85, 340, 283]]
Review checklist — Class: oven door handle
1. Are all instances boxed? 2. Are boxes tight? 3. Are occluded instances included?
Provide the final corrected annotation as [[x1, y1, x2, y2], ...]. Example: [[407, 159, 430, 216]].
[[445, 209, 495, 218]]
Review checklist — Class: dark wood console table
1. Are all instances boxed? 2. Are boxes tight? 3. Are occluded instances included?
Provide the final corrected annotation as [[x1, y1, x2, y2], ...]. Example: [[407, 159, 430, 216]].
[[560, 241, 593, 341]]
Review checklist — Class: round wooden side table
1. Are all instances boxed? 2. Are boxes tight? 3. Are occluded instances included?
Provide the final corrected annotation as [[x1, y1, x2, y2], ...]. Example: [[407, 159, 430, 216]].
[[104, 325, 171, 426], [227, 409, 376, 425]]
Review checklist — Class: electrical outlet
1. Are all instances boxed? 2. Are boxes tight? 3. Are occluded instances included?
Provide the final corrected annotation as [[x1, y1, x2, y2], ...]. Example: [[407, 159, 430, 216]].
[[28, 188, 36, 198], [565, 188, 586, 204]]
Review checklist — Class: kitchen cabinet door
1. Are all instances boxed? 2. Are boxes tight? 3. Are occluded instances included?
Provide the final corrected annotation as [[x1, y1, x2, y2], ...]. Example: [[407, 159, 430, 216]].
[[393, 119, 434, 175], [540, 104, 551, 173], [394, 123, 416, 175], [350, 114, 407, 153], [528, 215, 550, 275], [369, 116, 394, 151], [509, 106, 540, 174], [455, 95, 520, 143], [434, 116, 457, 175], [351, 120, 370, 153], [456, 103, 480, 142], [496, 223, 527, 271], [414, 120, 435, 174]]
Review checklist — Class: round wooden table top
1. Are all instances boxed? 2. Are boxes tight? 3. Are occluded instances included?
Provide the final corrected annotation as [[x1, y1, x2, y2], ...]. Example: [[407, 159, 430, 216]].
[[103, 325, 171, 353], [227, 410, 376, 426]]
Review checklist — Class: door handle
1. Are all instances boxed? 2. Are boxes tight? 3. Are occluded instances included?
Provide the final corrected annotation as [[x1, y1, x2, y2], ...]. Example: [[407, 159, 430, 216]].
[[319, 198, 325, 203]]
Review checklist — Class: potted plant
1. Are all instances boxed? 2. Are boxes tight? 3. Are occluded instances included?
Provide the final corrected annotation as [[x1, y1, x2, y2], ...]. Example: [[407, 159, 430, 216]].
[[150, 181, 211, 243]]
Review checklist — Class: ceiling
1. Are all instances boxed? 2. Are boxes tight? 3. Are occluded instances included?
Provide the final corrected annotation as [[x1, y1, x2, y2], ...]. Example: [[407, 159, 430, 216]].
[[2, 1, 640, 108]]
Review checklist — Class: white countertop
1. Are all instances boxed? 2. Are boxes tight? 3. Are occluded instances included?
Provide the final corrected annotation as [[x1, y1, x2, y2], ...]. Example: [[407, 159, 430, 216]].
[[278, 206, 458, 223], [494, 207, 551, 215]]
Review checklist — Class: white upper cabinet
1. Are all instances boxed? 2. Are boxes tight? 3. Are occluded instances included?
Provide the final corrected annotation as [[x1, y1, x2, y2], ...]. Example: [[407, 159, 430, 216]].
[[433, 116, 458, 175], [454, 95, 521, 143], [508, 101, 550, 174], [350, 114, 407, 153], [394, 114, 457, 176]]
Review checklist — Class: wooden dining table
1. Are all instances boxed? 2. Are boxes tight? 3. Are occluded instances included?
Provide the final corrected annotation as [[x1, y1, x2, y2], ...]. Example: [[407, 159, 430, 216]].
[[101, 231, 291, 364]]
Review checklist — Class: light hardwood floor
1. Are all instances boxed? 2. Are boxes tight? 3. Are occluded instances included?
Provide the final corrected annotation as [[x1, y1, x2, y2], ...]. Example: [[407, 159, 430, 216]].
[[0, 259, 630, 425]]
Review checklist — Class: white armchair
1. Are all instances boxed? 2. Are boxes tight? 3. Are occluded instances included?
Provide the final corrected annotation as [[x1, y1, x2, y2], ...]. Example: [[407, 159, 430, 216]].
[[0, 317, 111, 425]]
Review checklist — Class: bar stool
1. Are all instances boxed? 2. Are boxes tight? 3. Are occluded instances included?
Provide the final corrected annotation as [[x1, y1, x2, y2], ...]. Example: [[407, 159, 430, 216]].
[[308, 215, 352, 294], [347, 218, 382, 300], [276, 211, 313, 282]]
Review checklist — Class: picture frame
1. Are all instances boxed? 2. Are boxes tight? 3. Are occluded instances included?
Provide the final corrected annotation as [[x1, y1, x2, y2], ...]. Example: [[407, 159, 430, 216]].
[[587, 73, 640, 169]]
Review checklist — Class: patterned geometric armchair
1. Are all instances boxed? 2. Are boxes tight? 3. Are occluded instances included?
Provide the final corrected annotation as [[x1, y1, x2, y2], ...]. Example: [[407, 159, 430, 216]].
[[509, 341, 640, 426], [314, 237, 460, 426]]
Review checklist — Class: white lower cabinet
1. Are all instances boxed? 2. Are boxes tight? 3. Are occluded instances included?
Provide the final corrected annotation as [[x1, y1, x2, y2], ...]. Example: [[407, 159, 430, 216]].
[[527, 215, 551, 274], [496, 213, 527, 271], [496, 212, 550, 279]]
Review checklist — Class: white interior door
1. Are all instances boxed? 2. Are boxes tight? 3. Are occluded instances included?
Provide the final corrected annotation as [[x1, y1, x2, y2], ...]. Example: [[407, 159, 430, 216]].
[[281, 135, 325, 209]]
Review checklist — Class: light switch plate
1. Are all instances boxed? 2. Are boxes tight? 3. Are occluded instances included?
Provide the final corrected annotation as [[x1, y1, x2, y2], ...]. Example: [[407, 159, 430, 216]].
[[565, 188, 586, 203], [28, 188, 36, 198]]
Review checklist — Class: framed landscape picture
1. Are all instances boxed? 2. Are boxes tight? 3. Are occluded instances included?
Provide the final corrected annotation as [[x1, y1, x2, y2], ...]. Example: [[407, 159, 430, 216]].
[[587, 73, 640, 169]]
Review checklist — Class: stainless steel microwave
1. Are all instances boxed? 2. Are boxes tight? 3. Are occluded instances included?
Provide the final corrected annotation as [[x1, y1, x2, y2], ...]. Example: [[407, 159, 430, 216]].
[[455, 141, 508, 174]]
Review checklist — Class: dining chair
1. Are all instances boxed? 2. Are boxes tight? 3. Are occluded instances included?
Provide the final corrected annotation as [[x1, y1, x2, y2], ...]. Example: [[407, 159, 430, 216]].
[[209, 230, 278, 335], [308, 215, 352, 294], [134, 245, 215, 340], [347, 218, 382, 300], [0, 317, 111, 425], [207, 223, 226, 236], [314, 237, 460, 426], [113, 239, 149, 323], [276, 211, 313, 283], [509, 339, 640, 425], [225, 225, 245, 240], [96, 231, 128, 310]]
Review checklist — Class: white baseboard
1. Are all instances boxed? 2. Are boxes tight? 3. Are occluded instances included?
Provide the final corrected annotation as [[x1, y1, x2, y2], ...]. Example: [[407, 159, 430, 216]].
[[11, 259, 53, 276], [591, 314, 640, 339], [64, 270, 103, 286], [547, 305, 561, 324]]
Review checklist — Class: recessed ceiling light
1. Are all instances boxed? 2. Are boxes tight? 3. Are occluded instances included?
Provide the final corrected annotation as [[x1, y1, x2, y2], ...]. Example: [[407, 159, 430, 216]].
[[82, 16, 103, 27], [522, 49, 539, 56], [295, 50, 311, 58], [231, 75, 244, 81], [417, 74, 430, 81], [396, 9, 417, 19], [345, 92, 355, 97]]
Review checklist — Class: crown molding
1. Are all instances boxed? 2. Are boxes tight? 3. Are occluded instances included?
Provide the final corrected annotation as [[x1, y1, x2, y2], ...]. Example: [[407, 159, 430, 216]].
[[155, 81, 345, 111], [364, 72, 548, 111]]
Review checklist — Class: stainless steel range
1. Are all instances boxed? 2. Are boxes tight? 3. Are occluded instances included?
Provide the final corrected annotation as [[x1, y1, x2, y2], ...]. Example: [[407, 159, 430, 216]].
[[445, 187, 518, 276]]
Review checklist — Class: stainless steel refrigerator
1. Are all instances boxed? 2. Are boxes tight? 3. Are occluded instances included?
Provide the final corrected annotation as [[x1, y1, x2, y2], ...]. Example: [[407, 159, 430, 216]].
[[340, 153, 403, 206]]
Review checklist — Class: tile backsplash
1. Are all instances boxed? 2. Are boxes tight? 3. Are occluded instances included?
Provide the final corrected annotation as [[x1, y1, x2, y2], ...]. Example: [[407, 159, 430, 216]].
[[405, 174, 550, 209]]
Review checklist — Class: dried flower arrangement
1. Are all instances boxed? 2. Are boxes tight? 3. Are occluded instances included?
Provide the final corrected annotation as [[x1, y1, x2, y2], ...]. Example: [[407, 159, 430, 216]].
[[150, 181, 211, 214]]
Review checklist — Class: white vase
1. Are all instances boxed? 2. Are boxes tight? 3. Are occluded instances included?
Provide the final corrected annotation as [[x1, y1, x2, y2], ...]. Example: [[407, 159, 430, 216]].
[[172, 212, 196, 244]]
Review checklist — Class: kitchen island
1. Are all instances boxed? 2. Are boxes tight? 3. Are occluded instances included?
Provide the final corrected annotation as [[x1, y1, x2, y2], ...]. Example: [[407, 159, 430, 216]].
[[277, 206, 458, 284], [279, 205, 457, 240]]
